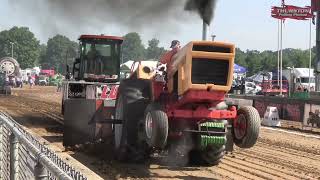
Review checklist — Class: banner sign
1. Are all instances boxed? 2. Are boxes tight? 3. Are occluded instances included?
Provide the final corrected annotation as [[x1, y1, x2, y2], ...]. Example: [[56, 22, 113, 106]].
[[312, 0, 320, 12], [271, 5, 314, 20]]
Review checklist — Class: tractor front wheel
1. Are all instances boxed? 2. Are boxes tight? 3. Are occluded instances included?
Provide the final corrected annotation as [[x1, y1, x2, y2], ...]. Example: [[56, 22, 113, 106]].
[[144, 103, 168, 149], [233, 106, 260, 148]]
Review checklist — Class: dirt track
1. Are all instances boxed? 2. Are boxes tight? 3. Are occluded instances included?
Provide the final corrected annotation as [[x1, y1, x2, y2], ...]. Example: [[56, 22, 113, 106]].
[[1, 86, 320, 180]]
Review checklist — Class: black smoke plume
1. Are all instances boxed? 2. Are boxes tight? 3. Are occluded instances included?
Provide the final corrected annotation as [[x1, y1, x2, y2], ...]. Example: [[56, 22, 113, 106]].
[[8, 0, 218, 41], [184, 0, 217, 25]]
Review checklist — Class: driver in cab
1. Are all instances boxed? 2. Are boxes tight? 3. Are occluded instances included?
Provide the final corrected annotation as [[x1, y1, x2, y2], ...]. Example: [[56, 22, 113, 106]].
[[87, 44, 101, 74], [158, 40, 181, 81], [159, 40, 181, 71]]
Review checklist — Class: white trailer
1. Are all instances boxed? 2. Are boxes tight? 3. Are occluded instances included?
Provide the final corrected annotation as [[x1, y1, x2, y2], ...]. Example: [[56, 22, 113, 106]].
[[283, 68, 315, 91]]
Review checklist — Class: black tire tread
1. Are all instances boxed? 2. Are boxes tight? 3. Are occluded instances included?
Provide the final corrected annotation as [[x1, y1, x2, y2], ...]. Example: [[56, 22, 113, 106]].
[[189, 119, 227, 166], [115, 79, 151, 162], [189, 145, 225, 166]]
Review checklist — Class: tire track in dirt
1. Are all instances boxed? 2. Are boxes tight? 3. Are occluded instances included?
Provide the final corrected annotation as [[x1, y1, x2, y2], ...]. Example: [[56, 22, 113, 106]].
[[224, 153, 313, 180], [237, 150, 320, 178], [1, 96, 63, 124], [213, 163, 265, 180], [259, 131, 320, 155], [256, 141, 320, 160], [206, 166, 248, 180], [247, 146, 320, 170], [219, 160, 275, 180], [223, 155, 305, 180]]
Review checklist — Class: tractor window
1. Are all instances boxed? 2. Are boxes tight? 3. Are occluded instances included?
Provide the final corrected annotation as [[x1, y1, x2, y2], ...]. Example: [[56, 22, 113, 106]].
[[80, 41, 120, 79], [85, 44, 111, 57]]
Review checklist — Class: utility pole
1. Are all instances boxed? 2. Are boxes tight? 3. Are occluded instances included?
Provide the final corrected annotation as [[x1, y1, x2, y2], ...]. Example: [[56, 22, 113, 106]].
[[316, 12, 320, 91], [10, 42, 14, 58]]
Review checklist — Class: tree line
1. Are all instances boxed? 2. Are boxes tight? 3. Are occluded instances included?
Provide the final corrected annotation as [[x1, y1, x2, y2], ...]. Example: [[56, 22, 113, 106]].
[[0, 27, 167, 73], [0, 26, 316, 75], [236, 48, 316, 76]]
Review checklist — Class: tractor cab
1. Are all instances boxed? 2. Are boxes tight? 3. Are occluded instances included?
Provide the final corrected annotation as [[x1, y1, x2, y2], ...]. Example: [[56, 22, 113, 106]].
[[62, 34, 124, 147], [72, 35, 123, 83]]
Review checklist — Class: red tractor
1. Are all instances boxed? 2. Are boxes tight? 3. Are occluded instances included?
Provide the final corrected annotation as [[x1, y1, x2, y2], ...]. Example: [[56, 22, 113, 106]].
[[62, 35, 260, 165], [114, 41, 261, 165]]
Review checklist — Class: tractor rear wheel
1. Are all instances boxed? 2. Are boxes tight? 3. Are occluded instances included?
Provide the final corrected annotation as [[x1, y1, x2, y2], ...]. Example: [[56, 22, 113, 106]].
[[114, 79, 151, 162], [144, 103, 168, 149], [233, 106, 260, 148], [189, 120, 227, 166], [0, 57, 20, 76], [189, 145, 226, 166]]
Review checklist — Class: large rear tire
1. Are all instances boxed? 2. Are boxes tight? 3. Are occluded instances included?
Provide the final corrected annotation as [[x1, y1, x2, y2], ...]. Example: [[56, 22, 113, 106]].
[[0, 57, 20, 76], [233, 106, 260, 148], [189, 120, 227, 166], [114, 79, 151, 162], [189, 145, 225, 166], [144, 103, 168, 149]]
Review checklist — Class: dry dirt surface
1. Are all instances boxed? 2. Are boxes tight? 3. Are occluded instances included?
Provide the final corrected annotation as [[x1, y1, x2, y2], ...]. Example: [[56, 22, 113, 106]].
[[0, 86, 320, 180]]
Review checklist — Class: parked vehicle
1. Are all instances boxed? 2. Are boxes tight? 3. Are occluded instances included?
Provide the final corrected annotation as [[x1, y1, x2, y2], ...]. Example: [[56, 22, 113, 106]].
[[38, 75, 48, 86], [283, 68, 315, 92], [245, 82, 261, 94]]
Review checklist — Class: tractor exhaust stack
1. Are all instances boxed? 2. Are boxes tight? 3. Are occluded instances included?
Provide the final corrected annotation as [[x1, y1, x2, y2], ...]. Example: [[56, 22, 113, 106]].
[[202, 21, 208, 40]]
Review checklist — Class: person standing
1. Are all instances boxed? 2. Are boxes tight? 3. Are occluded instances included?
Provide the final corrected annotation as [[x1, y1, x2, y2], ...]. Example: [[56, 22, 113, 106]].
[[10, 77, 16, 88], [5, 75, 9, 86], [16, 76, 22, 88], [241, 78, 246, 94], [28, 74, 34, 88], [56, 76, 63, 92]]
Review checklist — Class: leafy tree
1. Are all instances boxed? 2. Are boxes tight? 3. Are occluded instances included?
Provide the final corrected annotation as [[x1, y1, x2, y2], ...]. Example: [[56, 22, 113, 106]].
[[236, 47, 316, 76], [235, 48, 247, 67], [43, 35, 77, 73], [122, 32, 145, 63], [145, 38, 166, 60], [0, 26, 40, 69], [37, 44, 47, 66]]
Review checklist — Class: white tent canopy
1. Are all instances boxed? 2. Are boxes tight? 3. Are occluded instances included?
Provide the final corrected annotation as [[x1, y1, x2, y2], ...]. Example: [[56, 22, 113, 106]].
[[120, 60, 158, 72]]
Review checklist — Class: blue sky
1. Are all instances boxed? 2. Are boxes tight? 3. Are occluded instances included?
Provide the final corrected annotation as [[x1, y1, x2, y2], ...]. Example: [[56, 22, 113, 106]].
[[0, 0, 315, 51]]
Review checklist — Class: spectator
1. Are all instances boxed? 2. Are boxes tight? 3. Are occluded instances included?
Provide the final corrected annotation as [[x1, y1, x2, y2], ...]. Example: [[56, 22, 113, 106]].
[[56, 76, 63, 92], [297, 85, 302, 92], [10, 77, 16, 88], [16, 76, 23, 88], [241, 78, 245, 94], [35, 74, 39, 85], [5, 75, 9, 86], [28, 74, 34, 88]]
